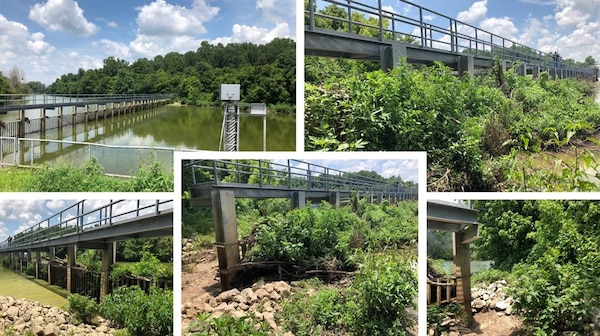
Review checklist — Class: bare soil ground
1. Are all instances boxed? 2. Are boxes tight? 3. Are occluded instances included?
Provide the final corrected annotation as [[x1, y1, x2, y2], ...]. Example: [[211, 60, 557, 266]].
[[181, 248, 220, 304], [457, 311, 525, 336]]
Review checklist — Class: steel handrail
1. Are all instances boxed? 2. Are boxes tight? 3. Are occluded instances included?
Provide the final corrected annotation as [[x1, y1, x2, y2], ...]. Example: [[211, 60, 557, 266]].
[[188, 159, 417, 195]]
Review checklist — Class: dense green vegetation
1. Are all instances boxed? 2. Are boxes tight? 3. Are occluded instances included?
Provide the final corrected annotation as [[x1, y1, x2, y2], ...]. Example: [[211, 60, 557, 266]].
[[306, 56, 600, 191], [467, 200, 600, 334], [0, 158, 173, 191], [39, 39, 295, 112]]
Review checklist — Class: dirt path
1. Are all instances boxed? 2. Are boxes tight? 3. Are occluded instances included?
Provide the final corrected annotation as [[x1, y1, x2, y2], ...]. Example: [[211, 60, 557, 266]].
[[181, 248, 220, 304], [457, 311, 524, 336]]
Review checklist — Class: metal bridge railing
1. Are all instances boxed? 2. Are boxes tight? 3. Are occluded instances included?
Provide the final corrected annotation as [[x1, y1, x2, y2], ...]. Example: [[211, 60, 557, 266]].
[[188, 159, 418, 195], [0, 136, 180, 176], [0, 94, 172, 111], [305, 0, 597, 77], [0, 200, 173, 250]]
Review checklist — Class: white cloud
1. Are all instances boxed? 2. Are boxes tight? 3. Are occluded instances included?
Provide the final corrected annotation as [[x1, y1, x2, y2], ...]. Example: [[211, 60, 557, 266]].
[[45, 200, 66, 210], [211, 22, 291, 45], [94, 39, 130, 59], [256, 0, 295, 23], [457, 0, 488, 23], [0, 14, 55, 69], [520, 0, 556, 4], [554, 0, 599, 27], [382, 5, 397, 14], [29, 0, 98, 36], [128, 0, 220, 58], [129, 34, 205, 59], [480, 17, 518, 39], [135, 0, 219, 36]]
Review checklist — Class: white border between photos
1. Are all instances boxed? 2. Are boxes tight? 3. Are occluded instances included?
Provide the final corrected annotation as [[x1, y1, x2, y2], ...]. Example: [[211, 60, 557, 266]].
[[174, 151, 428, 336]]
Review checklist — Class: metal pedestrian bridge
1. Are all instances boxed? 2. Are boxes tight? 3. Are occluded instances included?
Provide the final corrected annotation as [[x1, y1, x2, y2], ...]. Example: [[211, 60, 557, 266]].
[[187, 159, 418, 208], [305, 0, 598, 79], [0, 94, 171, 114], [0, 199, 173, 253]]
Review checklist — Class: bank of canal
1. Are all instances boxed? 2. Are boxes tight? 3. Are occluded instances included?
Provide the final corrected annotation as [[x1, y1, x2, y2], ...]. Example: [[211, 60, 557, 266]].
[[0, 265, 67, 308]]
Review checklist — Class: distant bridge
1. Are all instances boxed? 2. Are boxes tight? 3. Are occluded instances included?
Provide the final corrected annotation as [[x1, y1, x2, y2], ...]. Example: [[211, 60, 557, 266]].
[[0, 199, 173, 300], [305, 0, 598, 80], [0, 94, 171, 138], [186, 159, 418, 289]]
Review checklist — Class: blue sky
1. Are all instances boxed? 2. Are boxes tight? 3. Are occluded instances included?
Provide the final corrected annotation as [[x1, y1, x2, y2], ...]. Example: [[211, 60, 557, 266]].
[[0, 199, 171, 243], [274, 159, 419, 184], [0, 0, 295, 84]]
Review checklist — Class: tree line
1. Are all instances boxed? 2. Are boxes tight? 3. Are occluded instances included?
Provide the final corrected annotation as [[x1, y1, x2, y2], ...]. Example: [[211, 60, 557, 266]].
[[2, 38, 296, 113]]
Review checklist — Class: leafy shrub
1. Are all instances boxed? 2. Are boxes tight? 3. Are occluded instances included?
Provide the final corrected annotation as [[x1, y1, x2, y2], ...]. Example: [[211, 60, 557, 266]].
[[280, 252, 417, 336], [67, 293, 99, 324], [24, 263, 36, 276], [509, 261, 594, 335], [348, 253, 417, 336], [100, 286, 173, 336], [280, 285, 350, 336], [251, 203, 363, 267], [126, 162, 173, 192], [188, 312, 270, 336]]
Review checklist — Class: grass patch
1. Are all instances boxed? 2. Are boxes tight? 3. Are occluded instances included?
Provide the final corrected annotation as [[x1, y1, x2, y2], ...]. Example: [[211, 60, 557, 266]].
[[0, 158, 173, 192]]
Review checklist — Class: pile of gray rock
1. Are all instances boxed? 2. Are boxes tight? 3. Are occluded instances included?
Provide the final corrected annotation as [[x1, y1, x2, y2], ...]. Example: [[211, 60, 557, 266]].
[[470, 280, 514, 315], [0, 296, 115, 336], [182, 279, 293, 334]]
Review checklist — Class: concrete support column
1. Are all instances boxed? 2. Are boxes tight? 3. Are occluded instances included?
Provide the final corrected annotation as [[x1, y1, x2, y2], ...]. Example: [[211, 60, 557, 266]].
[[57, 106, 63, 129], [34, 251, 41, 280], [40, 108, 46, 136], [453, 231, 473, 323], [291, 191, 306, 209], [99, 242, 115, 300], [516, 63, 526, 76], [328, 191, 340, 206], [66, 246, 76, 293], [48, 248, 55, 284], [211, 190, 240, 290], [19, 251, 24, 273], [532, 65, 540, 79], [380, 45, 407, 72], [458, 55, 474, 78]]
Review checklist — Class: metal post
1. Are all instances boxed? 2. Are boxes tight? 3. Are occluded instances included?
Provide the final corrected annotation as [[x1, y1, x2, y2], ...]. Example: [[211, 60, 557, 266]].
[[378, 0, 383, 41], [419, 8, 425, 47], [309, 0, 315, 31], [263, 114, 266, 152], [347, 0, 352, 33]]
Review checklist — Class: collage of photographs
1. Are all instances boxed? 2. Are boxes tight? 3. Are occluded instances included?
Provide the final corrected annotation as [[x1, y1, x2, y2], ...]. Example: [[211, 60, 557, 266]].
[[1, 0, 600, 335]]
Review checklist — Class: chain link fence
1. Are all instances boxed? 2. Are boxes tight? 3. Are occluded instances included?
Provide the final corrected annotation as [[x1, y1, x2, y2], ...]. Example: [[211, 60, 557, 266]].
[[0, 137, 177, 176]]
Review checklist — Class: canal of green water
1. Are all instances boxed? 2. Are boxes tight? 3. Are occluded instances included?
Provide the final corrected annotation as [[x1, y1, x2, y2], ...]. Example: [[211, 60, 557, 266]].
[[0, 266, 67, 308]]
